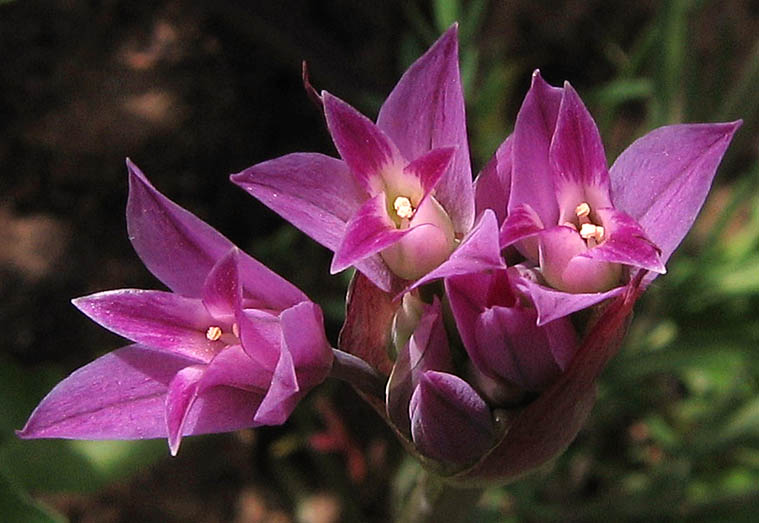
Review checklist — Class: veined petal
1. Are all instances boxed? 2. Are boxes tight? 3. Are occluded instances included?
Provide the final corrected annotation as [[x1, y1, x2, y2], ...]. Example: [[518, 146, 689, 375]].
[[475, 134, 513, 225], [202, 248, 241, 323], [279, 301, 333, 389], [126, 160, 306, 308], [230, 153, 363, 252], [18, 345, 196, 440], [72, 290, 217, 363], [409, 371, 494, 465], [405, 209, 504, 294], [512, 270, 624, 325], [582, 208, 665, 273], [377, 24, 474, 233], [331, 193, 410, 273], [323, 92, 402, 193], [499, 203, 544, 261], [550, 83, 612, 220], [165, 365, 205, 455], [609, 121, 741, 267], [510, 70, 563, 225]]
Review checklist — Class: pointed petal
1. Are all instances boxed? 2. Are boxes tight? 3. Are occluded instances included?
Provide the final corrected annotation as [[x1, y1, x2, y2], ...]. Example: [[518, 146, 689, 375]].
[[73, 290, 217, 362], [510, 70, 563, 225], [323, 92, 402, 193], [499, 203, 544, 261], [237, 309, 281, 369], [18, 345, 196, 440], [165, 365, 205, 455], [609, 121, 741, 266], [279, 301, 333, 389], [377, 25, 474, 233], [404, 209, 504, 294], [550, 83, 612, 219], [331, 193, 410, 273], [410, 370, 494, 465], [231, 153, 363, 253], [253, 347, 299, 425], [512, 271, 624, 325], [583, 208, 665, 273], [475, 134, 513, 225], [126, 159, 306, 308], [403, 146, 456, 195], [446, 271, 492, 356], [202, 248, 240, 322]]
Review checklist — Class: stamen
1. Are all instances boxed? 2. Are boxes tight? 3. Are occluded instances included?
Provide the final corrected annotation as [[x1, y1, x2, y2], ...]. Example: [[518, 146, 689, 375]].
[[575, 202, 591, 218], [393, 196, 415, 219], [206, 325, 223, 341], [593, 226, 605, 242], [232, 322, 240, 338], [580, 223, 598, 240]]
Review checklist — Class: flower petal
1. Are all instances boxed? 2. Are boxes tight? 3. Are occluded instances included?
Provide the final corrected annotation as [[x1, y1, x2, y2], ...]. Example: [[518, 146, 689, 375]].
[[403, 146, 456, 196], [323, 92, 402, 193], [237, 309, 281, 369], [126, 160, 306, 308], [253, 347, 299, 426], [331, 193, 410, 273], [279, 301, 333, 389], [550, 83, 612, 219], [499, 203, 544, 260], [165, 365, 205, 455], [376, 25, 473, 233], [18, 345, 196, 440], [609, 121, 741, 267], [202, 248, 241, 323], [405, 209, 504, 294], [510, 70, 563, 226], [410, 370, 494, 465], [474, 134, 513, 226], [72, 290, 216, 363], [230, 153, 363, 254], [582, 208, 665, 273]]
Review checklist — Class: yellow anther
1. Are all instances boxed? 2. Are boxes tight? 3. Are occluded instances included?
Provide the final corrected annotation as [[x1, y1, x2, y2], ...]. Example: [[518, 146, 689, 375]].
[[393, 196, 415, 219], [580, 223, 598, 240], [206, 325, 223, 341], [593, 226, 605, 242], [575, 202, 591, 218]]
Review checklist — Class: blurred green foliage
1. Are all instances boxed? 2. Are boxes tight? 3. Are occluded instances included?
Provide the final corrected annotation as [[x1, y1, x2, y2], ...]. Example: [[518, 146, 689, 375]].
[[1, 0, 757, 521]]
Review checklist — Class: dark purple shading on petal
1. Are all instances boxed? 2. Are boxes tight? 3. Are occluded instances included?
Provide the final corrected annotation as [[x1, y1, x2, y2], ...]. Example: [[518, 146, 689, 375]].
[[550, 83, 610, 199], [323, 92, 401, 192], [474, 134, 513, 226], [377, 25, 474, 234], [510, 70, 563, 226], [410, 370, 494, 465], [499, 203, 544, 256], [609, 121, 741, 269], [72, 290, 217, 363], [403, 146, 456, 196], [405, 209, 504, 294], [18, 345, 198, 440], [126, 160, 306, 309]]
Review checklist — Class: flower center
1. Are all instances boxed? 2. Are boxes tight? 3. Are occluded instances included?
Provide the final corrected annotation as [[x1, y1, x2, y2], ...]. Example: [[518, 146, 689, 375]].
[[393, 196, 415, 219], [205, 325, 223, 341], [564, 201, 605, 247]]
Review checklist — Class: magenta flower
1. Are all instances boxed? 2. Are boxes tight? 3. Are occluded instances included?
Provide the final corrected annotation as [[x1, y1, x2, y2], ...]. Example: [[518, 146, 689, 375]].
[[231, 25, 474, 291], [486, 71, 741, 323], [18, 160, 333, 455]]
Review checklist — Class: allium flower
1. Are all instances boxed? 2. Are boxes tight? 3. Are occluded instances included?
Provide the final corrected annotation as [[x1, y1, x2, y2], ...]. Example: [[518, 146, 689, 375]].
[[488, 71, 741, 323], [231, 25, 473, 291], [18, 160, 333, 454]]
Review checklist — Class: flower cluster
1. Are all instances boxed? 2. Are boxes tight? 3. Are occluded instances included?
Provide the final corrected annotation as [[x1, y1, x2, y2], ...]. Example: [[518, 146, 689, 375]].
[[20, 25, 739, 482]]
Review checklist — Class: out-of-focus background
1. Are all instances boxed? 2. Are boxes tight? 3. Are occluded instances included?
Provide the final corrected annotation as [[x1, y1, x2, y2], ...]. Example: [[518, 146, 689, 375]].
[[1, 1, 757, 521]]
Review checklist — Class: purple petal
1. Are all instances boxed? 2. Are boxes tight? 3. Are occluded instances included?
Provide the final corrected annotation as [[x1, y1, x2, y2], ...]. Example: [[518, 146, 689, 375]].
[[18, 345, 196, 440], [405, 209, 504, 294], [377, 25, 474, 233], [198, 344, 271, 393], [410, 370, 494, 464], [499, 203, 544, 261], [583, 208, 665, 273], [403, 146, 456, 195], [323, 92, 402, 193], [165, 365, 205, 455], [331, 193, 409, 273], [202, 248, 240, 323], [474, 134, 513, 225], [549, 83, 612, 215], [279, 301, 333, 389], [253, 347, 299, 425], [446, 272, 493, 356], [510, 70, 563, 225], [72, 290, 217, 363], [126, 160, 306, 308], [237, 309, 281, 369], [609, 121, 741, 266], [230, 153, 363, 255], [512, 270, 625, 325]]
